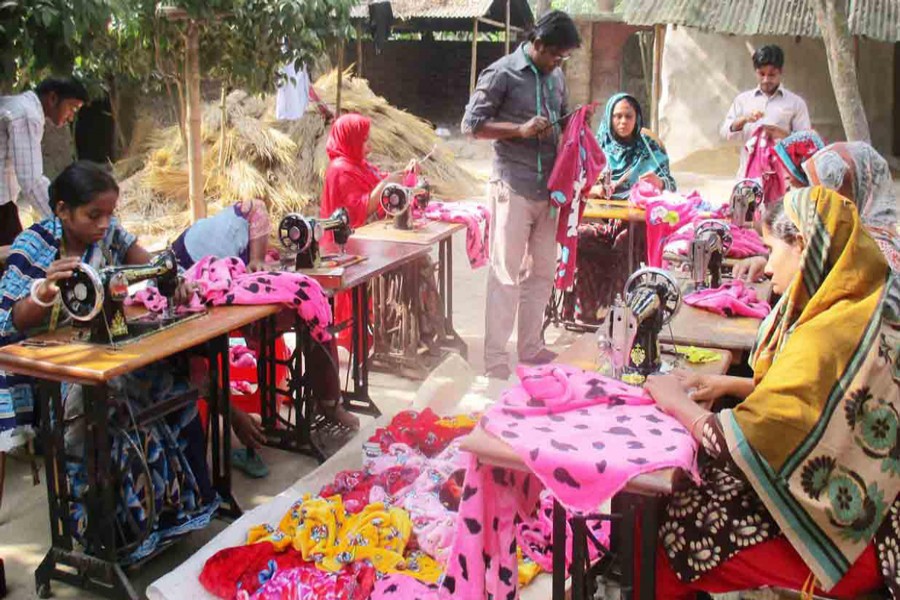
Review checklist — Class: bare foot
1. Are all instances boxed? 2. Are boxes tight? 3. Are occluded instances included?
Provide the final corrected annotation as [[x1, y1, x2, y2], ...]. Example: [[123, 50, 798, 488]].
[[322, 401, 360, 431]]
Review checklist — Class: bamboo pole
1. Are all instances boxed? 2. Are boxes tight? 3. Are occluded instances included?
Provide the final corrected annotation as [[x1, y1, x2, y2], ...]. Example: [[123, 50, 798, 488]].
[[505, 0, 511, 55], [219, 84, 227, 167], [470, 18, 479, 95], [336, 41, 344, 116], [356, 22, 364, 77], [185, 21, 205, 221], [650, 24, 665, 134]]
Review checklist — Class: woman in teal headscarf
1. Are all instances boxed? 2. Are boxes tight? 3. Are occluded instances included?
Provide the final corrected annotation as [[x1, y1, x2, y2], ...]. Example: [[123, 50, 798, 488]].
[[596, 93, 676, 199]]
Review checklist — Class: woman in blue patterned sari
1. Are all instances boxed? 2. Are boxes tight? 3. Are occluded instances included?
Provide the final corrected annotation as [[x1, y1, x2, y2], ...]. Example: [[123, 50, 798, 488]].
[[0, 161, 218, 563]]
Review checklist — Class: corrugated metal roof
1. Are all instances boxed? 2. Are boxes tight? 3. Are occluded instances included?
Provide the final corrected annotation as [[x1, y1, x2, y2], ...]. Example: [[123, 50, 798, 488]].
[[351, 0, 494, 20], [619, 0, 900, 42]]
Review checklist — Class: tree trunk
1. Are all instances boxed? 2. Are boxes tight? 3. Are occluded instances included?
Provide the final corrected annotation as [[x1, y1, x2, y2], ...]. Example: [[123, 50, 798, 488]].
[[536, 0, 551, 18], [184, 21, 205, 221], [809, 0, 870, 143]]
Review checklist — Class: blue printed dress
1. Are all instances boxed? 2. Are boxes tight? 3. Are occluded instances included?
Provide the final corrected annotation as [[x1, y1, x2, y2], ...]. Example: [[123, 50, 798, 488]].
[[0, 217, 218, 563]]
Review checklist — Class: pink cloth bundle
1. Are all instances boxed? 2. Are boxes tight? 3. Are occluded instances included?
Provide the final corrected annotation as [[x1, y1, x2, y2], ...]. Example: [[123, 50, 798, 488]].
[[413, 201, 491, 269], [744, 129, 786, 205], [644, 192, 702, 267], [124, 286, 205, 314], [684, 280, 771, 319], [230, 345, 257, 370], [664, 221, 768, 259], [440, 364, 700, 599], [185, 256, 333, 343]]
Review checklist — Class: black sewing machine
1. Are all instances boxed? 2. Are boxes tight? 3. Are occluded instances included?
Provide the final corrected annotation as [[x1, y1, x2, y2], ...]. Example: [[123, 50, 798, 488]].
[[58, 249, 197, 344], [728, 179, 764, 228], [690, 220, 733, 291], [379, 182, 431, 231], [278, 207, 353, 269], [596, 267, 682, 382]]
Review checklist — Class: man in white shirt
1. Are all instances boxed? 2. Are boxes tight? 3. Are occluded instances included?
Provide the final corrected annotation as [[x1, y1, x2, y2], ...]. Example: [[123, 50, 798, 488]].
[[720, 45, 811, 175], [0, 78, 87, 245]]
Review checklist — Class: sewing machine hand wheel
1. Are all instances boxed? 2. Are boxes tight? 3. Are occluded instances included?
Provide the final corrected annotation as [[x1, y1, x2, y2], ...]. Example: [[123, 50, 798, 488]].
[[58, 263, 104, 322], [278, 213, 320, 253], [380, 184, 411, 217], [623, 267, 682, 325], [696, 219, 733, 255]]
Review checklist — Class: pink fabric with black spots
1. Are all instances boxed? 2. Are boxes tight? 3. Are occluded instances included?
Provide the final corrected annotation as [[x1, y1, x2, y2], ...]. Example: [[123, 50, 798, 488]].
[[185, 255, 333, 342], [413, 201, 491, 269], [684, 280, 771, 319], [440, 364, 700, 598], [371, 574, 441, 599]]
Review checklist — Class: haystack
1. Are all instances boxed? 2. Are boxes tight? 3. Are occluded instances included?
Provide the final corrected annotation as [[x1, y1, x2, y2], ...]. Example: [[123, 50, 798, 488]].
[[117, 70, 480, 242]]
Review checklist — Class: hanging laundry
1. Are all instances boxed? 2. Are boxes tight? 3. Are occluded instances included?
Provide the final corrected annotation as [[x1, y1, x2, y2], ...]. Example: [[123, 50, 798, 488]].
[[368, 1, 393, 54], [275, 62, 310, 121], [548, 104, 606, 290]]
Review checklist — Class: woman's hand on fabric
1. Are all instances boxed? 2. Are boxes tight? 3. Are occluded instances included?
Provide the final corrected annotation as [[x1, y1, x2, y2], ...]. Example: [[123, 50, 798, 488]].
[[173, 279, 198, 306], [644, 374, 693, 413], [638, 171, 663, 190], [41, 257, 83, 300], [732, 255, 768, 282], [247, 259, 266, 273], [232, 407, 266, 450], [518, 116, 551, 139], [672, 370, 726, 403]]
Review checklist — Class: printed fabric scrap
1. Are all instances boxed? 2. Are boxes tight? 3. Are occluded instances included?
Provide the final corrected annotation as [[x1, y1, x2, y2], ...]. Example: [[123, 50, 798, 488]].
[[743, 128, 786, 205], [643, 188, 702, 267], [186, 255, 332, 343], [414, 201, 492, 269], [684, 280, 772, 319], [367, 408, 477, 458], [441, 364, 700, 598], [199, 540, 376, 600], [549, 104, 607, 290], [246, 494, 443, 583]]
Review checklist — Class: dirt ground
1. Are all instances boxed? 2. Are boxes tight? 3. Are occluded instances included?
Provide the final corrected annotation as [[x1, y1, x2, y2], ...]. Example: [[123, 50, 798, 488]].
[[1, 137, 895, 600]]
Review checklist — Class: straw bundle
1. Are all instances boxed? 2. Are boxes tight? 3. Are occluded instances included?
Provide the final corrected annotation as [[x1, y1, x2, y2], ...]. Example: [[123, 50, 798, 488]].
[[117, 71, 479, 240]]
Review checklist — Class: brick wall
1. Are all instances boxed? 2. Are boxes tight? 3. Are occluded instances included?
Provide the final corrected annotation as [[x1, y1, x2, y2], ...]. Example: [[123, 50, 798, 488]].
[[349, 39, 507, 128]]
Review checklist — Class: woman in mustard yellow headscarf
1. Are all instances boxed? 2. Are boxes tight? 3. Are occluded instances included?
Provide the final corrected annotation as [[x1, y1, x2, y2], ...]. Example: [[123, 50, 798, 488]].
[[644, 186, 899, 598]]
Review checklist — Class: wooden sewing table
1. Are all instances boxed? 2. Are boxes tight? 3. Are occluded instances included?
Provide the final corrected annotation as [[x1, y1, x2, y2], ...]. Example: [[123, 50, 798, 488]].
[[460, 333, 731, 600], [258, 238, 430, 460], [663, 271, 773, 360], [0, 304, 281, 599], [350, 218, 468, 359]]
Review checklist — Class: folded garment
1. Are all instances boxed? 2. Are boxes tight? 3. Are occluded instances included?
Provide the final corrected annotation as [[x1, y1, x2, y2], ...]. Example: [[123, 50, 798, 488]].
[[684, 280, 771, 319], [367, 408, 476, 458], [414, 201, 491, 269]]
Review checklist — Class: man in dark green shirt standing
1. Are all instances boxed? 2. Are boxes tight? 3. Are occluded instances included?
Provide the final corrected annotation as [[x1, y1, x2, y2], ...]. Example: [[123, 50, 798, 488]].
[[462, 10, 581, 379]]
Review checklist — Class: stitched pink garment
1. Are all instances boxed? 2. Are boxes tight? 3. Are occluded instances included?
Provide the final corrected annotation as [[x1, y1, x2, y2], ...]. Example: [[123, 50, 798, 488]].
[[644, 193, 702, 267], [440, 364, 700, 599], [743, 129, 786, 206], [371, 574, 440, 599], [684, 280, 771, 319], [664, 220, 768, 259], [548, 104, 606, 290], [411, 201, 491, 269], [184, 256, 333, 343], [395, 440, 468, 563]]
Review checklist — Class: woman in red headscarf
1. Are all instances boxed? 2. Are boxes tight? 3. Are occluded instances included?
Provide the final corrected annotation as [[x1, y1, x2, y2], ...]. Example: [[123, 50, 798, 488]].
[[321, 113, 405, 227], [321, 114, 442, 358]]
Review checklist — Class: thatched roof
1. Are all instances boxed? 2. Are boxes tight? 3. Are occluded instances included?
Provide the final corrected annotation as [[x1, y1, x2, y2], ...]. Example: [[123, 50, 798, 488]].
[[351, 0, 534, 31], [619, 0, 900, 43]]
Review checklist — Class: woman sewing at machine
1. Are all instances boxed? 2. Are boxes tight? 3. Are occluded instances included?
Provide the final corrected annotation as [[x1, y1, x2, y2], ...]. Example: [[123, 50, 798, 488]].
[[643, 188, 899, 598], [568, 93, 676, 324], [0, 161, 219, 562], [734, 132, 898, 281], [321, 113, 443, 350]]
